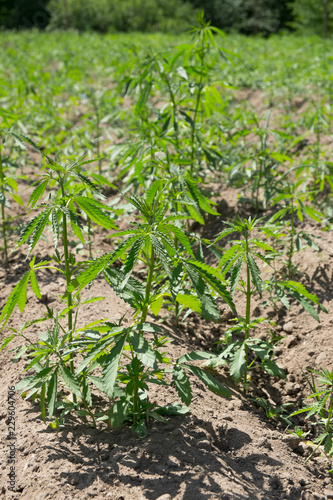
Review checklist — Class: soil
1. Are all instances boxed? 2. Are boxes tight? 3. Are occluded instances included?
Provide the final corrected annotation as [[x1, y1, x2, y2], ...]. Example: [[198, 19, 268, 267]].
[[1, 114, 333, 500]]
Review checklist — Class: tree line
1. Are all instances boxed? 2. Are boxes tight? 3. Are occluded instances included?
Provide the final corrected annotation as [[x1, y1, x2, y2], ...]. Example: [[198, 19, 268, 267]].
[[0, 0, 332, 36]]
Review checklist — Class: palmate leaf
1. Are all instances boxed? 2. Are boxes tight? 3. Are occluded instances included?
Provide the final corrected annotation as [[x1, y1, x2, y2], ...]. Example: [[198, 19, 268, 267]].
[[103, 267, 145, 308], [173, 365, 192, 405], [75, 196, 117, 230], [218, 244, 242, 271], [184, 364, 231, 398], [108, 399, 130, 428], [247, 253, 262, 297], [74, 172, 100, 193], [150, 234, 172, 278], [102, 334, 127, 398]]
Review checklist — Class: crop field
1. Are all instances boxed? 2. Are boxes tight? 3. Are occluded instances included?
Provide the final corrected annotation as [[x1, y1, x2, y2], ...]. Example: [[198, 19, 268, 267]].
[[0, 26, 333, 500]]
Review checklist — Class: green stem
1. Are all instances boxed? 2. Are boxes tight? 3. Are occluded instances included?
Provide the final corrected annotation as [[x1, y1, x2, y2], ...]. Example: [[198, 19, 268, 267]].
[[164, 76, 179, 149], [191, 52, 205, 174], [87, 218, 92, 259], [0, 143, 8, 264], [288, 203, 295, 278], [326, 390, 333, 434], [244, 258, 251, 392], [141, 245, 155, 324]]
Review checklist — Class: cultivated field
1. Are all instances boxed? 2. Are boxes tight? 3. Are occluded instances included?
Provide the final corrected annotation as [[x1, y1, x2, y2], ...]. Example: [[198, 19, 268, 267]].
[[0, 29, 333, 499]]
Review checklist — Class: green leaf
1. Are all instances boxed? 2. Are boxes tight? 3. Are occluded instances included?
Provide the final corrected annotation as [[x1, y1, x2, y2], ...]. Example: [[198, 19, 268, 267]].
[[130, 332, 157, 369], [28, 180, 48, 208], [75, 196, 117, 230], [102, 334, 127, 398], [173, 365, 192, 405], [132, 419, 148, 438], [28, 207, 52, 255], [59, 365, 82, 398], [262, 360, 286, 379], [47, 370, 58, 419], [186, 260, 237, 316], [16, 207, 51, 249], [185, 177, 219, 216], [230, 258, 243, 297], [122, 236, 144, 287], [0, 271, 31, 330], [30, 270, 42, 300], [247, 253, 262, 297], [184, 365, 231, 398], [163, 224, 194, 257], [230, 342, 246, 383], [108, 400, 130, 428], [51, 209, 59, 249], [176, 293, 202, 313], [150, 295, 163, 316], [69, 236, 138, 292]]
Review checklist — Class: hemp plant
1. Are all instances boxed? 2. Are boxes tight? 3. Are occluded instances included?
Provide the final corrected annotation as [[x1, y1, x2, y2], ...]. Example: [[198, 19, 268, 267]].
[[0, 136, 118, 394], [204, 216, 326, 391], [269, 179, 323, 278], [66, 184, 235, 436], [290, 367, 333, 463]]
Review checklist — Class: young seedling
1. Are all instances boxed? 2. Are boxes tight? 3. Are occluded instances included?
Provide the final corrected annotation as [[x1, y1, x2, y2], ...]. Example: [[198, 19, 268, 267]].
[[290, 367, 333, 463]]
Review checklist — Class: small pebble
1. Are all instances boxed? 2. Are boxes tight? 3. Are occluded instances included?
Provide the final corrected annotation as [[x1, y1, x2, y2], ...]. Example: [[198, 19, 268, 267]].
[[283, 321, 294, 334]]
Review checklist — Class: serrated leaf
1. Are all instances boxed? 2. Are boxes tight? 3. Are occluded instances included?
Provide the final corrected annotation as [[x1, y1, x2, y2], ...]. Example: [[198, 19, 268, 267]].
[[173, 365, 192, 405], [0, 271, 31, 329], [59, 365, 81, 398], [186, 260, 236, 315], [230, 342, 246, 383], [108, 400, 130, 428], [230, 258, 243, 297], [30, 270, 42, 300], [47, 370, 58, 419], [150, 295, 163, 316], [28, 180, 48, 208], [102, 334, 127, 397], [75, 196, 117, 230], [185, 177, 219, 216], [247, 253, 262, 297], [51, 209, 59, 249], [176, 293, 202, 313], [69, 236, 138, 292], [262, 360, 286, 379], [130, 332, 157, 369], [122, 236, 144, 288], [185, 364, 231, 397]]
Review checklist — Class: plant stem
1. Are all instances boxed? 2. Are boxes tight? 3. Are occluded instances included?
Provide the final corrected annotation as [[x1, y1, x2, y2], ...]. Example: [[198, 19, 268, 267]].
[[0, 143, 8, 264], [288, 202, 295, 278], [141, 245, 155, 323], [244, 232, 251, 392]]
